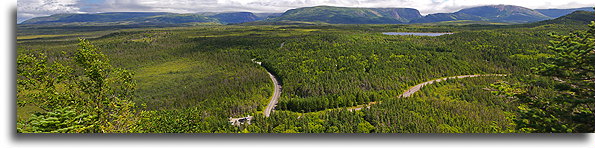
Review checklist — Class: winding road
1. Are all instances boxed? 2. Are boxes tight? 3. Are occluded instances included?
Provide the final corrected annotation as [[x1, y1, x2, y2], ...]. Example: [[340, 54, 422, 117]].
[[252, 59, 282, 117], [263, 69, 282, 117], [251, 43, 505, 116], [349, 74, 506, 111]]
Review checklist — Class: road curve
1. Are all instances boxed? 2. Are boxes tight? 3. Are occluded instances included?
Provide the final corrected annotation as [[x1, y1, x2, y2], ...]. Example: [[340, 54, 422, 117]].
[[349, 74, 506, 111], [252, 59, 282, 117]]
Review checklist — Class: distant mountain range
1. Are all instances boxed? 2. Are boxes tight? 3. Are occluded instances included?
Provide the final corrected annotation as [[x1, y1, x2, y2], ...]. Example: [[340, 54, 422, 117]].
[[20, 5, 594, 25], [527, 10, 595, 26], [21, 12, 281, 25], [266, 6, 422, 24], [535, 7, 595, 18], [411, 5, 552, 23]]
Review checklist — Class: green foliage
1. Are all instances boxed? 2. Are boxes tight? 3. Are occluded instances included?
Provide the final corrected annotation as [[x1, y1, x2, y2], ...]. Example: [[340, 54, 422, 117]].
[[365, 77, 516, 133], [136, 107, 238, 133], [491, 78, 575, 133], [533, 21, 595, 132], [262, 28, 550, 112], [492, 21, 595, 133], [19, 107, 95, 133], [17, 51, 72, 111], [244, 110, 376, 133], [17, 39, 140, 133], [17, 19, 589, 133], [73, 39, 139, 132]]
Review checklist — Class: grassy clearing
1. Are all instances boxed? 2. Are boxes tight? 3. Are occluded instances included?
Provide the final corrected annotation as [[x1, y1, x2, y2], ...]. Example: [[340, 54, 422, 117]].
[[17, 34, 71, 40]]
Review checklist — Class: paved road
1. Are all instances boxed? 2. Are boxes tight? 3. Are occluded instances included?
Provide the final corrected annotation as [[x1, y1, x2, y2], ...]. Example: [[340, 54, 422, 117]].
[[349, 74, 506, 111], [264, 69, 282, 117], [252, 59, 282, 117]]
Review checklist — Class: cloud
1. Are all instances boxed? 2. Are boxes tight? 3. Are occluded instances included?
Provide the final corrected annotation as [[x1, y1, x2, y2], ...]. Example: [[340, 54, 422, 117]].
[[81, 0, 156, 12], [17, 0, 595, 23], [17, 0, 80, 23]]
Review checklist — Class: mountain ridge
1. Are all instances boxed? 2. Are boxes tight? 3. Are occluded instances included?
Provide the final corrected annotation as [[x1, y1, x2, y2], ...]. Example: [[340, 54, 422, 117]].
[[20, 5, 594, 25], [526, 10, 595, 26], [536, 7, 594, 18], [266, 6, 422, 24], [412, 5, 553, 23]]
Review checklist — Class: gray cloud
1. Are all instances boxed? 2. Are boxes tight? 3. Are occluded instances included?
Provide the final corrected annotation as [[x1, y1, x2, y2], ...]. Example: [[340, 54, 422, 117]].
[[17, 0, 80, 23]]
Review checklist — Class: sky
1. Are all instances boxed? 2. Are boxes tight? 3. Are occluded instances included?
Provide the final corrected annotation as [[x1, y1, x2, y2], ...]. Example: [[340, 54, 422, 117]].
[[17, 0, 595, 23]]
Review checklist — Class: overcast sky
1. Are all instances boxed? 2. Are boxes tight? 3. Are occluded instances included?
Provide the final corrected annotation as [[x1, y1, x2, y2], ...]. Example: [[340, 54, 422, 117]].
[[17, 0, 594, 23]]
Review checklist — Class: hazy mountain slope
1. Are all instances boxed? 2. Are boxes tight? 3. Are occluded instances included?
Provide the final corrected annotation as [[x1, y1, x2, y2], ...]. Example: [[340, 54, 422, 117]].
[[20, 12, 219, 25], [135, 14, 219, 24], [20, 5, 592, 25], [459, 5, 551, 22], [412, 13, 482, 23], [20, 11, 273, 25], [536, 7, 594, 18], [412, 5, 552, 23], [527, 11, 595, 26], [267, 6, 422, 24], [21, 12, 172, 24], [210, 12, 259, 24], [253, 13, 283, 20]]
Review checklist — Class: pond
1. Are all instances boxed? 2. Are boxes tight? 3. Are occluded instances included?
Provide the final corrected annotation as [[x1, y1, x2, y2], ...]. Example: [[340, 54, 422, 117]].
[[382, 32, 454, 36]]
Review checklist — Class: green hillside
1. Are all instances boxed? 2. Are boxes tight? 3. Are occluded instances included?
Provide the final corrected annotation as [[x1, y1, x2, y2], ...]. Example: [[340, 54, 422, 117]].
[[21, 12, 173, 24], [135, 14, 219, 24], [267, 6, 422, 24], [412, 5, 552, 23], [535, 11, 595, 25], [518, 10, 595, 28], [536, 7, 594, 18], [210, 12, 259, 24], [20, 12, 278, 26]]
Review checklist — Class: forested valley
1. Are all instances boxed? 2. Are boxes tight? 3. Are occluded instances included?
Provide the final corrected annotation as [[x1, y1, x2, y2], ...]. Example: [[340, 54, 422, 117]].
[[16, 11, 595, 133]]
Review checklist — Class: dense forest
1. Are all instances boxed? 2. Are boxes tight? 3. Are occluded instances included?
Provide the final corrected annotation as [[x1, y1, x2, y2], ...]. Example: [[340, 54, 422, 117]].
[[16, 11, 594, 133]]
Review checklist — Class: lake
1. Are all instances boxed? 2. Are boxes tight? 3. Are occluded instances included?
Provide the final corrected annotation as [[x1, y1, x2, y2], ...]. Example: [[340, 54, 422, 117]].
[[383, 32, 454, 36]]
